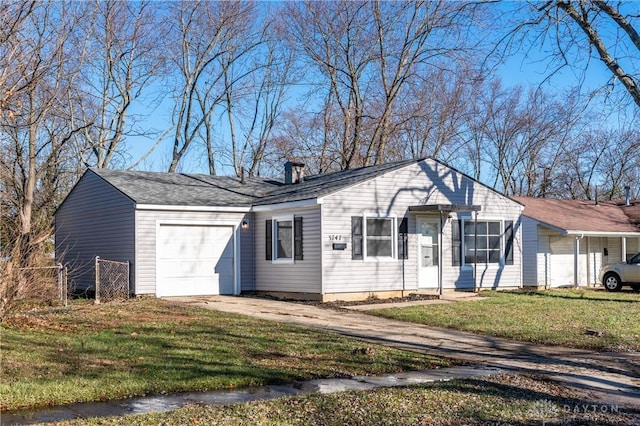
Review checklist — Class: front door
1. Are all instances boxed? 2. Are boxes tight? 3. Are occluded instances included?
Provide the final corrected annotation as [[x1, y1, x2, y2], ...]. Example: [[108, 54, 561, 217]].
[[417, 217, 439, 289]]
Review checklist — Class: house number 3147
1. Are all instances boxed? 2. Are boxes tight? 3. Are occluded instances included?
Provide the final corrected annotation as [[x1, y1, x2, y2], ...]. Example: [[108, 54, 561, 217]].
[[328, 235, 342, 241]]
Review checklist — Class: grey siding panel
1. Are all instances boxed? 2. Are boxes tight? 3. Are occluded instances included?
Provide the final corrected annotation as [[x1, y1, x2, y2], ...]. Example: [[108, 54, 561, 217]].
[[521, 217, 539, 286], [321, 159, 523, 293], [135, 210, 251, 295], [254, 206, 322, 294], [55, 171, 135, 292]]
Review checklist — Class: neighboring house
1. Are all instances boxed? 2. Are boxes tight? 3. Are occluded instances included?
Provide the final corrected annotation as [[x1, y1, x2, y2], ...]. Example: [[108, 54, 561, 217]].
[[55, 158, 524, 301], [516, 196, 640, 288]]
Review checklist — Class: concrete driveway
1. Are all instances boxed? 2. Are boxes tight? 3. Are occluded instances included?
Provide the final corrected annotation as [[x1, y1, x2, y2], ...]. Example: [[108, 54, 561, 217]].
[[167, 295, 640, 410]]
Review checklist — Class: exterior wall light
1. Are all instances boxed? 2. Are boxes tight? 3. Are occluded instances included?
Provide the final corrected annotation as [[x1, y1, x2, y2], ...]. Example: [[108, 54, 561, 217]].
[[241, 220, 249, 230]]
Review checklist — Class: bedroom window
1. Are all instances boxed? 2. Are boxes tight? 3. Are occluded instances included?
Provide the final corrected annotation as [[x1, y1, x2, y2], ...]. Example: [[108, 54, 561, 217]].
[[265, 216, 303, 262], [464, 221, 501, 264], [352, 216, 396, 260], [452, 219, 514, 266], [367, 218, 393, 257], [276, 218, 293, 260]]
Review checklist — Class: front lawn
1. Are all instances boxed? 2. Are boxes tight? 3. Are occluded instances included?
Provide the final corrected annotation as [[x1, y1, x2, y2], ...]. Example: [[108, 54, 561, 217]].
[[56, 373, 639, 425], [369, 289, 640, 351], [0, 298, 447, 411]]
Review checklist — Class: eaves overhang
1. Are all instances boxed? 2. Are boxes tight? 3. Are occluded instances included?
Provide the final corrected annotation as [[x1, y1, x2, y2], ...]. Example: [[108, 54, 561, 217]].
[[250, 198, 321, 212], [135, 204, 252, 213], [564, 230, 640, 237], [408, 204, 482, 213]]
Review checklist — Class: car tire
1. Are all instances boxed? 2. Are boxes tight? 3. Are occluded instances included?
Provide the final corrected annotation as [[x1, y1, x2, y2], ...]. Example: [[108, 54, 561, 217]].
[[603, 273, 623, 292]]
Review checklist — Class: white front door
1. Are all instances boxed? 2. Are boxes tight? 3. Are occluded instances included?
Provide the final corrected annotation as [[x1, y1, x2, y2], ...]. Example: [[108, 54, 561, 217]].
[[417, 217, 439, 289]]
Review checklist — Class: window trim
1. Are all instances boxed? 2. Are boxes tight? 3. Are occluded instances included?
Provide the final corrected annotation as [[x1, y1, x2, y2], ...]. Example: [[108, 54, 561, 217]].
[[459, 218, 512, 267], [272, 214, 295, 264], [363, 215, 397, 261]]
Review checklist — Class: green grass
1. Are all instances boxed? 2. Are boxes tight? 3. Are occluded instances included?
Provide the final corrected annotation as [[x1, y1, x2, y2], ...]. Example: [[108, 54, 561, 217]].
[[54, 373, 638, 425], [0, 298, 447, 411], [370, 289, 640, 351]]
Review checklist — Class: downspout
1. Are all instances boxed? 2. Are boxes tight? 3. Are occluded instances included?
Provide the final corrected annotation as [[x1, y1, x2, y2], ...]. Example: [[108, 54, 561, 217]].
[[401, 225, 406, 294], [586, 237, 591, 287], [473, 210, 478, 293], [574, 234, 584, 289], [439, 211, 444, 297]]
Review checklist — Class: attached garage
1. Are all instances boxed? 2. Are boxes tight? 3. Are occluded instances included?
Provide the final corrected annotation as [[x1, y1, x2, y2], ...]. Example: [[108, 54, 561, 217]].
[[156, 224, 235, 297], [518, 197, 640, 288], [55, 168, 261, 296]]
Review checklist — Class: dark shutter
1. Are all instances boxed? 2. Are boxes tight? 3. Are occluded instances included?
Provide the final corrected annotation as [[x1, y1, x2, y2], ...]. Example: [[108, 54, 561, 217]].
[[351, 216, 363, 260], [294, 216, 303, 260], [452, 220, 461, 266], [398, 217, 408, 260], [504, 220, 514, 265], [265, 219, 272, 261]]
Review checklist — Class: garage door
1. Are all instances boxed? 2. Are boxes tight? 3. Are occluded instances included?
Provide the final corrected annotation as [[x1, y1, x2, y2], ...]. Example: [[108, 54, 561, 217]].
[[157, 224, 234, 297]]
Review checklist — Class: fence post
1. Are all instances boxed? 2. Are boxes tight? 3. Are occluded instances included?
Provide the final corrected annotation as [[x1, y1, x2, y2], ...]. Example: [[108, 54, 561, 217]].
[[95, 256, 100, 304], [63, 266, 68, 307], [126, 261, 130, 297], [57, 263, 63, 303]]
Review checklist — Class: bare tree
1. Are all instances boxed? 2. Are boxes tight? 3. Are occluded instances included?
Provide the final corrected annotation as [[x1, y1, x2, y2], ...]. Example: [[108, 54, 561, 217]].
[[462, 80, 584, 196], [391, 63, 483, 165], [222, 10, 294, 178], [0, 1, 86, 314], [504, 1, 640, 108], [70, 0, 164, 169], [281, 1, 489, 170], [163, 1, 261, 173]]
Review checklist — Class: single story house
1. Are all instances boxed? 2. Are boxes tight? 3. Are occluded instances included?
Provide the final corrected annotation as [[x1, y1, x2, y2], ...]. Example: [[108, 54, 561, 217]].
[[55, 158, 525, 301], [516, 196, 640, 288]]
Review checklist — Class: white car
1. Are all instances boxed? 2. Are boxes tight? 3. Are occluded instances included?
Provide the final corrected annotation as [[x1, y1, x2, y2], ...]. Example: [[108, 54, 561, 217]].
[[599, 252, 640, 292]]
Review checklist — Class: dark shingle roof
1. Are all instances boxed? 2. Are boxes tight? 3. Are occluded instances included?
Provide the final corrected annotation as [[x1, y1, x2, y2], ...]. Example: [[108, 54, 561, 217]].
[[515, 197, 640, 234], [91, 158, 423, 208], [253, 158, 421, 205], [92, 169, 281, 207]]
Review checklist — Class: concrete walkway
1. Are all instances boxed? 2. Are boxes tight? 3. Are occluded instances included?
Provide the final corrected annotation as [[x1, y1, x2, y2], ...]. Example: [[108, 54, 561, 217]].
[[168, 295, 640, 410]]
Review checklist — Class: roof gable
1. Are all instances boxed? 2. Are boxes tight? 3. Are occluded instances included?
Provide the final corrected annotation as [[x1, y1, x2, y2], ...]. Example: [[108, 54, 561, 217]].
[[253, 158, 421, 205]]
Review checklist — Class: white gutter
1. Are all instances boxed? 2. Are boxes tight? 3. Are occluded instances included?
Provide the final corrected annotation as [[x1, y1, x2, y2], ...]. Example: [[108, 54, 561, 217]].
[[136, 204, 251, 212], [564, 230, 640, 237], [251, 198, 321, 212]]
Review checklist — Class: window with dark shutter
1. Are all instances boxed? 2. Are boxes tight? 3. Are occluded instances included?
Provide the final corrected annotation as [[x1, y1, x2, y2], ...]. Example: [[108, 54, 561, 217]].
[[294, 216, 303, 260], [504, 220, 514, 265], [351, 216, 363, 260], [452, 220, 461, 266], [265, 219, 272, 261], [398, 217, 408, 260]]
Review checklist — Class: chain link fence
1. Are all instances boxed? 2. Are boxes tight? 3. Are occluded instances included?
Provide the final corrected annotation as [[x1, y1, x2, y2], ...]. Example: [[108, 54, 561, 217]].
[[17, 264, 69, 306], [95, 257, 130, 303]]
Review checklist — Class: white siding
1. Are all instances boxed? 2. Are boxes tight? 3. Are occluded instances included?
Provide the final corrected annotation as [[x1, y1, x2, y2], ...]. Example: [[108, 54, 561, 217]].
[[55, 171, 135, 292], [321, 159, 523, 294], [531, 229, 605, 287], [135, 210, 252, 295], [607, 237, 621, 264], [254, 206, 322, 294], [585, 237, 602, 285]]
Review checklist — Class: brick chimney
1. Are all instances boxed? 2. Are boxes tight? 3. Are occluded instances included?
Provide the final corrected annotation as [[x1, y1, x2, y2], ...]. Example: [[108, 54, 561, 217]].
[[284, 161, 305, 184]]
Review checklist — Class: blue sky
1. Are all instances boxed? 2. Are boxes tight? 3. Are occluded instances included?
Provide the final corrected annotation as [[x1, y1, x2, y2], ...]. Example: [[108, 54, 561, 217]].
[[121, 1, 636, 177]]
